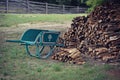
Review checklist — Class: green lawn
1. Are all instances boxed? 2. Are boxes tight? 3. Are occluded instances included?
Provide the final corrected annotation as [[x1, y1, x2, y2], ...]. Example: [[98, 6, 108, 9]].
[[0, 43, 117, 80], [0, 14, 119, 80], [0, 32, 119, 80], [0, 14, 87, 27]]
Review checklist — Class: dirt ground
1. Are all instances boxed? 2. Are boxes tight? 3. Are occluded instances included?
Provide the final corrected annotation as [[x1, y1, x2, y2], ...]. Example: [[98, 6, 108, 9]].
[[1, 22, 71, 34], [107, 69, 120, 80]]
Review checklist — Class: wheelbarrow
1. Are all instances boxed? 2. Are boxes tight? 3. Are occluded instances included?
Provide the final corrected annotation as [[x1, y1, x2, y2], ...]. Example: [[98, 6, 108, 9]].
[[6, 29, 64, 59]]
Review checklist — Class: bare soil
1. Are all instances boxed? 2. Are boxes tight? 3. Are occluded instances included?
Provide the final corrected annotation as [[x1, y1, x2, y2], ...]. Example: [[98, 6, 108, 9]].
[[107, 68, 120, 80], [1, 22, 70, 34]]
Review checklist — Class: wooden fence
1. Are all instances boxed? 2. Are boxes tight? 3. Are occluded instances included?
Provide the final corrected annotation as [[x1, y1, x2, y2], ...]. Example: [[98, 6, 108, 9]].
[[0, 0, 88, 14]]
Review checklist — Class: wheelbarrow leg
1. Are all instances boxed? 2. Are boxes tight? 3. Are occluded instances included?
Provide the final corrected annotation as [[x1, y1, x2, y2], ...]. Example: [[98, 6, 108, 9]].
[[25, 44, 44, 58], [41, 46, 55, 59], [36, 45, 45, 58]]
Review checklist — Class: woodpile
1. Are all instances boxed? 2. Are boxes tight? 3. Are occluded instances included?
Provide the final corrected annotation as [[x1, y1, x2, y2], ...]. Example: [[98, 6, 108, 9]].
[[52, 48, 85, 65], [52, 1, 120, 64]]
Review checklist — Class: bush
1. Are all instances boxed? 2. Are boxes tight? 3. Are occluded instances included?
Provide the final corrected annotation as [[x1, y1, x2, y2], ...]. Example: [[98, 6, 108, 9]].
[[86, 0, 104, 12]]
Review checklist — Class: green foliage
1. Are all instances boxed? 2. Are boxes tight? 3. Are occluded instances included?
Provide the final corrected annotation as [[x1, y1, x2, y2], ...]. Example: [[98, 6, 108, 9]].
[[86, 0, 105, 12]]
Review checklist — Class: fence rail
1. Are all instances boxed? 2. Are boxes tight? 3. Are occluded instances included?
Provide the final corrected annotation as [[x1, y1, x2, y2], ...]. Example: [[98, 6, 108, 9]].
[[0, 0, 88, 14]]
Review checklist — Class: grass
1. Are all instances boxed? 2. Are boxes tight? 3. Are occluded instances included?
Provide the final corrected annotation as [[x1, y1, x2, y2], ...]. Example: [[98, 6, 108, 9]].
[[0, 14, 119, 80], [0, 14, 87, 27], [0, 39, 119, 80]]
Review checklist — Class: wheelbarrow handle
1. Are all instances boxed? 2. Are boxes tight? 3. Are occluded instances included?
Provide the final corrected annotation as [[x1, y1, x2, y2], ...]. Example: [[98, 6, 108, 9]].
[[6, 40, 23, 43]]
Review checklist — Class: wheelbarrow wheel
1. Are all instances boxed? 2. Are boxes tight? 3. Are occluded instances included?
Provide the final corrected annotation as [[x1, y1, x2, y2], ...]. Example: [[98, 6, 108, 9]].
[[25, 44, 55, 59]]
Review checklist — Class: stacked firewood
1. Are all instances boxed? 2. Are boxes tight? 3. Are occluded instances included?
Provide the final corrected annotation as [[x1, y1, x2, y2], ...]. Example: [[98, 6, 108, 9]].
[[64, 16, 88, 48], [52, 1, 120, 63], [85, 2, 120, 63], [52, 48, 85, 65]]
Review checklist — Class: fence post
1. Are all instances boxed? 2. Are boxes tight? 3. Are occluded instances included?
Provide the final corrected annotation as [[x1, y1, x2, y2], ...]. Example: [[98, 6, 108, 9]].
[[6, 0, 8, 13], [62, 5, 65, 14], [77, 6, 79, 13], [45, 3, 48, 14], [27, 0, 29, 13]]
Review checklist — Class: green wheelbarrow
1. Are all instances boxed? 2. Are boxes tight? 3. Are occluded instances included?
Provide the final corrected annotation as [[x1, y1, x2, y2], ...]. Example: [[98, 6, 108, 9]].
[[6, 29, 64, 59]]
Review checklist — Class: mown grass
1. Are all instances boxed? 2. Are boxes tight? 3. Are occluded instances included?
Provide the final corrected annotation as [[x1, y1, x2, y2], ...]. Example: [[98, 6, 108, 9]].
[[0, 14, 119, 80], [0, 14, 87, 27], [0, 38, 118, 80]]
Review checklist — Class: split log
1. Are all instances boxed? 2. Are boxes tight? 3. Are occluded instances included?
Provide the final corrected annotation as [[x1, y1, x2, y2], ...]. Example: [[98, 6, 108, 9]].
[[52, 48, 85, 65]]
